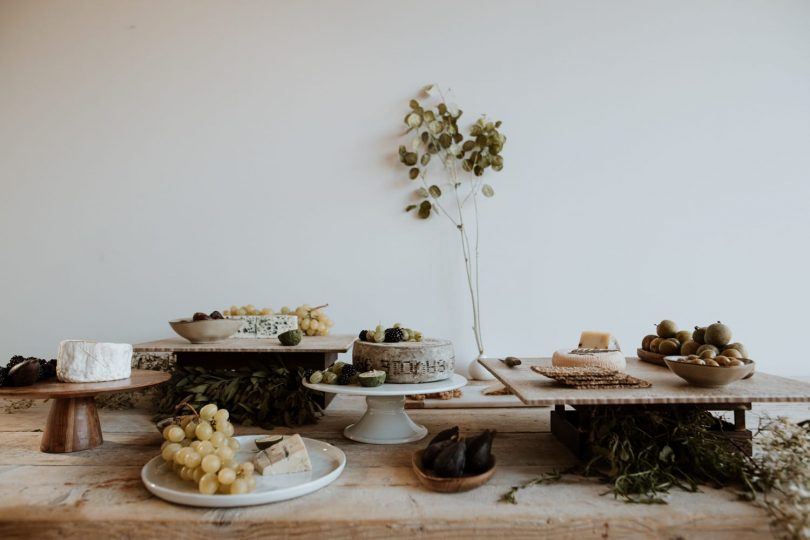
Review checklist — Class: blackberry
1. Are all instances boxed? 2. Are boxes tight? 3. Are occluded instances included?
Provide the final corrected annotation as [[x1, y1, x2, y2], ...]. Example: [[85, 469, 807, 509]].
[[358, 330, 368, 341], [341, 364, 357, 378], [384, 328, 404, 343], [336, 373, 351, 385], [0, 367, 8, 387], [7, 355, 26, 370]]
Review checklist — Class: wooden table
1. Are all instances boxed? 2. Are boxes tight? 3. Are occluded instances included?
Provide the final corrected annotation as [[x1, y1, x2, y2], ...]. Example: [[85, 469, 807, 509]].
[[481, 357, 810, 456], [133, 335, 356, 407], [0, 370, 170, 453], [1, 392, 808, 539]]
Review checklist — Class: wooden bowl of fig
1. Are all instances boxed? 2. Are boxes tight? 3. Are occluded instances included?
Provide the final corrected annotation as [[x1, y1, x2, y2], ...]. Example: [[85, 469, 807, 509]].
[[411, 450, 496, 493]]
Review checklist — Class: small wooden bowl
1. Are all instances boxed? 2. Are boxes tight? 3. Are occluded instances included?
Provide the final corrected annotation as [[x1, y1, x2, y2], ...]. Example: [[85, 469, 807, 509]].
[[411, 450, 496, 493]]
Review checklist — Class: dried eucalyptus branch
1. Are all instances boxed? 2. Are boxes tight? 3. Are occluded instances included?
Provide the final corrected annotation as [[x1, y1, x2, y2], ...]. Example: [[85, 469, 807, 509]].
[[501, 471, 563, 504], [398, 85, 506, 356]]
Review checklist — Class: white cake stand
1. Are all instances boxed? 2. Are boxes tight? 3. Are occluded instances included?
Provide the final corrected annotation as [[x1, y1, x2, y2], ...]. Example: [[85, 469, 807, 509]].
[[303, 374, 467, 444]]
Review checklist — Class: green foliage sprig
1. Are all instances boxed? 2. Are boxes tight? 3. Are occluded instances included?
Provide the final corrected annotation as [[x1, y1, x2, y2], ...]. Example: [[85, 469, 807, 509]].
[[155, 360, 322, 428], [397, 85, 506, 355]]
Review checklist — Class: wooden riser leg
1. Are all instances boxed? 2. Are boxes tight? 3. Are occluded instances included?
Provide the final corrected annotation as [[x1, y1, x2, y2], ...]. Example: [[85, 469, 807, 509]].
[[40, 397, 103, 453]]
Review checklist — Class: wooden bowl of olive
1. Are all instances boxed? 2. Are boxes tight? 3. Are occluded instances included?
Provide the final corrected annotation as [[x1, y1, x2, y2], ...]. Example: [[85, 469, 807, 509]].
[[664, 356, 755, 388]]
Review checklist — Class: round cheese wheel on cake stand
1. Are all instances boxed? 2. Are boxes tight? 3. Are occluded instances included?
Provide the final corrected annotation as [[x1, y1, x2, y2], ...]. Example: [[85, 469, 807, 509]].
[[552, 349, 627, 372], [352, 339, 454, 383]]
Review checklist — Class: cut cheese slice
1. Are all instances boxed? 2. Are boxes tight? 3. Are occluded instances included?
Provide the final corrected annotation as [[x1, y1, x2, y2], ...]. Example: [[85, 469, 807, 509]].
[[56, 340, 132, 383], [254, 434, 312, 475], [578, 331, 620, 351], [552, 349, 627, 372]]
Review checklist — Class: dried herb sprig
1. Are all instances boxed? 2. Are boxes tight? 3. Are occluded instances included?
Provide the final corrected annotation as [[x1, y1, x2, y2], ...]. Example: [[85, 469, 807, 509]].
[[155, 359, 322, 429], [501, 471, 562, 504]]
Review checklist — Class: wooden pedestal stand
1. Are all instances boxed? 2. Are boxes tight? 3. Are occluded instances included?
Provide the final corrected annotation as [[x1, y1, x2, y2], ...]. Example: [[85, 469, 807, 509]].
[[0, 370, 170, 453]]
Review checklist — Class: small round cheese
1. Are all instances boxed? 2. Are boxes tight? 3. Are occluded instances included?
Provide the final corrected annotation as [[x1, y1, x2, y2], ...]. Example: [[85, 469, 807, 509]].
[[552, 349, 627, 372]]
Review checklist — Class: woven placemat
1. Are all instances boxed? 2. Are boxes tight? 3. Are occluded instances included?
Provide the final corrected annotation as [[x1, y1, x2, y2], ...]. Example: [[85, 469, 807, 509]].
[[531, 365, 652, 389]]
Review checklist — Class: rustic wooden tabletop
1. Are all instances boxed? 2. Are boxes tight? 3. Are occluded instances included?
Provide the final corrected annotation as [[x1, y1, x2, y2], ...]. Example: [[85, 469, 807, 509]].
[[1, 389, 808, 539]]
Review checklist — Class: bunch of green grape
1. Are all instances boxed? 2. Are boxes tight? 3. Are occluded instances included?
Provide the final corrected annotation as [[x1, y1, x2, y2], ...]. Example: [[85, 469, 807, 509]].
[[287, 304, 333, 336], [159, 404, 257, 495]]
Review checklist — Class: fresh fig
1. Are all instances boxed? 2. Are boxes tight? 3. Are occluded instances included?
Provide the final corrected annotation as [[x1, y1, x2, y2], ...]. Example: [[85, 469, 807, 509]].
[[465, 429, 495, 474], [9, 359, 40, 387], [427, 426, 459, 447], [422, 439, 454, 469], [657, 340, 679, 356], [433, 439, 467, 478], [192, 312, 211, 321], [675, 330, 693, 344]]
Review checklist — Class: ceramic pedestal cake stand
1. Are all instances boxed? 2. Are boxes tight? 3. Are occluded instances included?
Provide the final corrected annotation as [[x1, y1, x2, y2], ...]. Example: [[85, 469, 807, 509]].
[[303, 374, 467, 444], [0, 369, 170, 453]]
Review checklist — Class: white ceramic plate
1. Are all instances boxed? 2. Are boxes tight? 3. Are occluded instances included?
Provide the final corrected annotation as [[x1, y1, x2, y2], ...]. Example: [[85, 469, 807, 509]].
[[141, 435, 345, 507]]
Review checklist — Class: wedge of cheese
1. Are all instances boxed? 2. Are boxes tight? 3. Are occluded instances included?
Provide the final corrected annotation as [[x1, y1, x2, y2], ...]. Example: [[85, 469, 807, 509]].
[[254, 434, 312, 475], [57, 340, 132, 383], [577, 331, 620, 351]]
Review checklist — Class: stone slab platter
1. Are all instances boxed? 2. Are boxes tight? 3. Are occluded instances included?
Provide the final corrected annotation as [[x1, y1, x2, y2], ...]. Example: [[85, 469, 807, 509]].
[[480, 357, 810, 406]]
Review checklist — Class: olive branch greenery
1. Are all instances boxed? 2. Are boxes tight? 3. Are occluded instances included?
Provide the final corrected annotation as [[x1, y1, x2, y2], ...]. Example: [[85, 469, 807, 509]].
[[155, 360, 322, 429], [398, 85, 506, 356]]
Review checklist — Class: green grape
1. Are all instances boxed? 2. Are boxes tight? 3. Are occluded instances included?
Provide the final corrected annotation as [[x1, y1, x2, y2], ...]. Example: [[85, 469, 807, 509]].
[[215, 419, 232, 433], [180, 466, 193, 481], [308, 371, 323, 384], [220, 422, 234, 437], [200, 404, 218, 422], [322, 371, 337, 384], [217, 467, 236, 485], [238, 462, 254, 476], [174, 447, 192, 465], [201, 454, 221, 474], [209, 431, 227, 448], [189, 440, 201, 451], [166, 426, 185, 443], [215, 446, 234, 462], [184, 450, 202, 469], [184, 420, 198, 439], [213, 409, 229, 424], [161, 442, 182, 462], [195, 421, 213, 441], [180, 438, 191, 447], [193, 467, 205, 483], [162, 425, 175, 441], [227, 438, 240, 451], [198, 473, 219, 494], [229, 478, 248, 495], [197, 441, 215, 456], [160, 440, 170, 451], [179, 416, 192, 429]]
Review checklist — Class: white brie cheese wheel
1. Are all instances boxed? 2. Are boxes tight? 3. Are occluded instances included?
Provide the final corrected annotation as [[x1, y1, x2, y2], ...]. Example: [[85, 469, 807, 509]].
[[57, 340, 133, 383], [552, 349, 627, 372]]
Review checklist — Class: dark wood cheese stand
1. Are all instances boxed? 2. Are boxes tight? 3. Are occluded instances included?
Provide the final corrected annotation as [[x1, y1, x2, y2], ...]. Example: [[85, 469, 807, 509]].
[[0, 370, 170, 453], [133, 335, 357, 409]]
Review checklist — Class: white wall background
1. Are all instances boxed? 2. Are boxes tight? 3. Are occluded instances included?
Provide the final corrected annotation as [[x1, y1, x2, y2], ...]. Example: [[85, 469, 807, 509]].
[[1, 0, 809, 376]]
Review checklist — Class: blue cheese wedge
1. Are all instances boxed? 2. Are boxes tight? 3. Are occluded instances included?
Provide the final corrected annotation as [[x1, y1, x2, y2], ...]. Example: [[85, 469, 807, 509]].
[[254, 434, 312, 475]]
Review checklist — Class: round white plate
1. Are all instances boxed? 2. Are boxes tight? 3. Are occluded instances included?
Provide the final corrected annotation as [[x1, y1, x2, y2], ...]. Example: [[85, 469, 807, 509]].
[[141, 435, 345, 507], [303, 373, 467, 396]]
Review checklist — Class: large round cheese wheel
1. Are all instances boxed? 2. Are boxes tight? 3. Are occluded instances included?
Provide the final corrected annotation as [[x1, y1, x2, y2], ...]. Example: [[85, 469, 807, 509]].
[[57, 340, 132, 383], [352, 339, 454, 383], [551, 349, 626, 372]]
